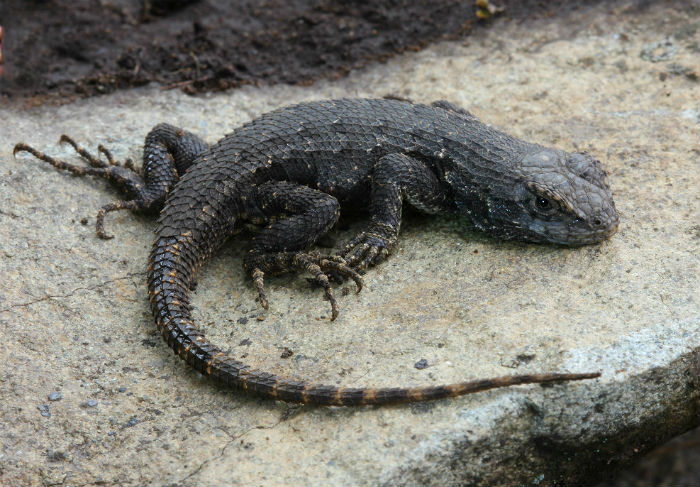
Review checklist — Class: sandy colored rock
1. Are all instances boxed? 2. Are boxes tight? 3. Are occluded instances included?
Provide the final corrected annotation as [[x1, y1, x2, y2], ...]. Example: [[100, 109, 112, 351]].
[[0, 2, 698, 486]]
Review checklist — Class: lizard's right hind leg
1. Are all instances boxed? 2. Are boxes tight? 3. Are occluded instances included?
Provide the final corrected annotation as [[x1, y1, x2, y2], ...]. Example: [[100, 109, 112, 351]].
[[13, 124, 209, 239]]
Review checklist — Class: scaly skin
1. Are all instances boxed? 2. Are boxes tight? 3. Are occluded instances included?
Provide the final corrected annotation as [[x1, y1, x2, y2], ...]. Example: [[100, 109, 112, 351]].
[[14, 98, 617, 406]]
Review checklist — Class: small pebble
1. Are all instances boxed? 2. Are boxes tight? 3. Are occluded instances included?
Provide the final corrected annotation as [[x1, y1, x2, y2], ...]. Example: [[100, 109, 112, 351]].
[[47, 450, 66, 462], [38, 404, 51, 418], [414, 359, 429, 370], [640, 38, 678, 63], [48, 392, 62, 401]]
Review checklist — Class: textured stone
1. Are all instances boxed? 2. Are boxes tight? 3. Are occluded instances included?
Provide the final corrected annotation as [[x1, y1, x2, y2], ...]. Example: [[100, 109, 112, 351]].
[[0, 2, 697, 486]]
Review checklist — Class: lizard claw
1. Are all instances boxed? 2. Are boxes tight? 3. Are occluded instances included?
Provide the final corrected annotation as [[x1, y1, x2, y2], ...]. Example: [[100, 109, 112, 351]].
[[251, 268, 269, 309], [338, 228, 396, 272], [245, 252, 362, 320], [291, 253, 363, 320]]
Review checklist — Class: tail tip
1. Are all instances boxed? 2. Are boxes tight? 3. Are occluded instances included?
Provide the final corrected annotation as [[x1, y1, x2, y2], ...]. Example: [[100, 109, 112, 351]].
[[12, 143, 27, 157]]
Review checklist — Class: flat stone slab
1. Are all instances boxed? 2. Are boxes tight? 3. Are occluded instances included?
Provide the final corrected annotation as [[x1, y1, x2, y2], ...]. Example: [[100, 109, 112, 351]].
[[1, 2, 698, 486]]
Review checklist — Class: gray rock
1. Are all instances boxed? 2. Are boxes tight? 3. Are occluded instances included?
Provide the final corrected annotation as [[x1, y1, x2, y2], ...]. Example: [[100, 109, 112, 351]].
[[0, 2, 697, 486], [640, 38, 678, 62]]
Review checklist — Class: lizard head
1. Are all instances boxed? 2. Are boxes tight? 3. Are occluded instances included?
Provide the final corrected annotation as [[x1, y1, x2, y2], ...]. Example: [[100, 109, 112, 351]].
[[450, 149, 619, 245]]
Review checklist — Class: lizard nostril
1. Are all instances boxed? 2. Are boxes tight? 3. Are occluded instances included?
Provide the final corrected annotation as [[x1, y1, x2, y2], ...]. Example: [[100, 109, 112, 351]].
[[594, 219, 602, 226]]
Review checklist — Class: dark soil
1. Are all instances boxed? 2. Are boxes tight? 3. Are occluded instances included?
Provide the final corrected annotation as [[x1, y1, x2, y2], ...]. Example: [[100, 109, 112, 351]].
[[1, 0, 601, 104], [595, 427, 700, 487]]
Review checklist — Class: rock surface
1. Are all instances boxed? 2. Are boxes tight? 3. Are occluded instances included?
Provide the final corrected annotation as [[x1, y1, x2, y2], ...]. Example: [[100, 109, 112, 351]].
[[1, 2, 698, 486]]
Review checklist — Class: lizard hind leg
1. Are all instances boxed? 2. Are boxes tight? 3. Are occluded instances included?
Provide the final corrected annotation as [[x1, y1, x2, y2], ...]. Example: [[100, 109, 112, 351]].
[[14, 124, 209, 239], [242, 181, 362, 320], [14, 136, 155, 239]]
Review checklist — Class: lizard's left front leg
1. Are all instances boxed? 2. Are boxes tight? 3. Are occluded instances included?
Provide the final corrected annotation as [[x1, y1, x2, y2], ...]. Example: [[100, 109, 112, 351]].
[[243, 181, 362, 320], [340, 153, 449, 271]]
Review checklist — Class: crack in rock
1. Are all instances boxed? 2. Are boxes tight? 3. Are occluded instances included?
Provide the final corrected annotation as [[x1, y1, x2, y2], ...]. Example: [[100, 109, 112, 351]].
[[179, 417, 285, 483], [1, 272, 144, 313]]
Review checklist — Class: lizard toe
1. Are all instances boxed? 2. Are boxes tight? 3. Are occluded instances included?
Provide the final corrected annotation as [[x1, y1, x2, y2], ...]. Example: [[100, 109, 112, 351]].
[[245, 251, 360, 319], [339, 232, 394, 272]]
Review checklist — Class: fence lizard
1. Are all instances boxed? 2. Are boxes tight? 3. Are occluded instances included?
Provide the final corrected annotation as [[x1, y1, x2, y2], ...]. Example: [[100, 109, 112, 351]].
[[14, 98, 618, 405]]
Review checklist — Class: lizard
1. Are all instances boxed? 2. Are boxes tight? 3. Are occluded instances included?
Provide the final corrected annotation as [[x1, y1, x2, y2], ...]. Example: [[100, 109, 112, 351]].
[[13, 97, 619, 406]]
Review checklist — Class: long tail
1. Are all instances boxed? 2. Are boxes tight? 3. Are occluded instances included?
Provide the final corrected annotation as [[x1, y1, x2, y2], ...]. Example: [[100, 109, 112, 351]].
[[147, 235, 599, 406]]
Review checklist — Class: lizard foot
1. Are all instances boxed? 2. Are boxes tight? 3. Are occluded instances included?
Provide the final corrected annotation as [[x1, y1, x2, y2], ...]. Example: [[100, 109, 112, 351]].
[[338, 225, 398, 272], [14, 136, 152, 239], [245, 252, 362, 321]]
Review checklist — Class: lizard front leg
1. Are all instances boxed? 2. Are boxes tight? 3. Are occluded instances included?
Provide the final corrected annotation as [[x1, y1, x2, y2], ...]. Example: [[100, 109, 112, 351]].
[[340, 153, 449, 271], [13, 123, 208, 239], [243, 181, 362, 320]]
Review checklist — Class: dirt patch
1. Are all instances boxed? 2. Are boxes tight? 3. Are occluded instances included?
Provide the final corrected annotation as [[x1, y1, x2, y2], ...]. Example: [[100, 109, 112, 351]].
[[1, 0, 602, 105]]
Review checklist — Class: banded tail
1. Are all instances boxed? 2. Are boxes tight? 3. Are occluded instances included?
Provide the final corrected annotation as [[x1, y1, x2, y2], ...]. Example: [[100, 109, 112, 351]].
[[147, 235, 599, 406]]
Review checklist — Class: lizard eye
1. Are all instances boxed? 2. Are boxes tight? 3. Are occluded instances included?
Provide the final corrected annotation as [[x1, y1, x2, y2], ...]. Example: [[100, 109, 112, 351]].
[[525, 181, 567, 218], [531, 195, 559, 216], [536, 197, 551, 210]]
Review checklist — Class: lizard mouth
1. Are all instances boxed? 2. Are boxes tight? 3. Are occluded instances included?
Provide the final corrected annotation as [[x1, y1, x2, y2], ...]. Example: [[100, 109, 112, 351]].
[[562, 211, 620, 246], [520, 208, 619, 246], [562, 194, 620, 245]]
